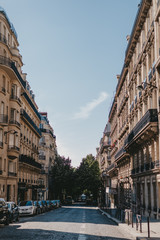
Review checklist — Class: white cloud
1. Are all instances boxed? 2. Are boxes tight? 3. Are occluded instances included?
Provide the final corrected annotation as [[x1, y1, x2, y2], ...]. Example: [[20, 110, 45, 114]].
[[73, 92, 108, 120]]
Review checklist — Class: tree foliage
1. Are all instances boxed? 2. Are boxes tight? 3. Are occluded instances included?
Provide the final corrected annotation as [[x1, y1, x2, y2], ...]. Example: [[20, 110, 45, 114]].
[[50, 155, 75, 200], [76, 154, 101, 200], [50, 154, 101, 203]]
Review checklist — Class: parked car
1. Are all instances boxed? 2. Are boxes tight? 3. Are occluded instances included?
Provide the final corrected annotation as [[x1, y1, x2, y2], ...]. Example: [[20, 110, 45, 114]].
[[33, 201, 41, 214], [46, 200, 52, 210], [0, 198, 10, 225], [18, 200, 37, 216], [55, 200, 61, 207], [50, 200, 57, 209], [64, 196, 73, 205], [7, 202, 19, 222], [41, 200, 48, 211], [38, 200, 45, 213]]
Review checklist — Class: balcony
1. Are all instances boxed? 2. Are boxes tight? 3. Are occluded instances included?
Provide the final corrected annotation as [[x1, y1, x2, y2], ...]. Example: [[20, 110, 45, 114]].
[[40, 128, 55, 138], [19, 154, 42, 169], [8, 172, 17, 177], [9, 119, 20, 128], [0, 114, 8, 124], [0, 55, 26, 88], [22, 92, 41, 120], [106, 163, 117, 174], [8, 145, 20, 160], [115, 147, 129, 163], [100, 141, 110, 153], [20, 109, 41, 137], [131, 160, 160, 176], [10, 94, 21, 104], [124, 109, 158, 148]]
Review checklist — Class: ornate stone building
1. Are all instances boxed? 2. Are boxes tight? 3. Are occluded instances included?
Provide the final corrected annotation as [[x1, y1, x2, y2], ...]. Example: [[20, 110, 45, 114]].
[[39, 112, 57, 200], [0, 7, 46, 202], [98, 0, 160, 218]]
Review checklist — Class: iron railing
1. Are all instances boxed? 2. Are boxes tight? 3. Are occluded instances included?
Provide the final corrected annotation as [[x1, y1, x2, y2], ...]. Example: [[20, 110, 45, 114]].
[[20, 109, 41, 136], [19, 154, 41, 169], [8, 145, 20, 151], [131, 160, 160, 175], [124, 109, 158, 146], [0, 55, 26, 88]]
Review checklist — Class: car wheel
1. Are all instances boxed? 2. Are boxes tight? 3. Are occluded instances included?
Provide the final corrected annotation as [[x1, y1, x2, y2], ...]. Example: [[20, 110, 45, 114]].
[[10, 214, 13, 223], [5, 216, 9, 225]]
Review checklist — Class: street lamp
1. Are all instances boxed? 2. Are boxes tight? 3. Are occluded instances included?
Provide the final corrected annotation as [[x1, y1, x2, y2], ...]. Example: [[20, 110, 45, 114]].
[[137, 82, 157, 90]]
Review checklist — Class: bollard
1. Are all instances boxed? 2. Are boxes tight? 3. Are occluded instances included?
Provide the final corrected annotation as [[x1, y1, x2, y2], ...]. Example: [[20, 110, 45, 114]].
[[140, 215, 142, 233], [128, 211, 129, 225], [136, 215, 138, 231], [131, 211, 134, 228], [147, 216, 150, 238]]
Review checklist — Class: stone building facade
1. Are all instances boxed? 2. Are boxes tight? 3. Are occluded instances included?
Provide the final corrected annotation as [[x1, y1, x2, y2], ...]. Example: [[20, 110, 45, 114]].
[[0, 7, 56, 203], [97, 0, 160, 219], [39, 112, 57, 200]]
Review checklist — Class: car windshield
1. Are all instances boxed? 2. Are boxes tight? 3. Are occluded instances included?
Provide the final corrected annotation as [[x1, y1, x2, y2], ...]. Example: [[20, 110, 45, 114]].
[[19, 201, 32, 206]]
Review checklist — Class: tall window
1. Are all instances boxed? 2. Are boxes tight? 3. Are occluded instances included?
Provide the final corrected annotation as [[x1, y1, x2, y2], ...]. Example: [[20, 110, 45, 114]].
[[1, 102, 4, 115], [11, 84, 17, 97], [2, 75, 6, 90], [0, 128, 3, 147], [0, 157, 2, 171]]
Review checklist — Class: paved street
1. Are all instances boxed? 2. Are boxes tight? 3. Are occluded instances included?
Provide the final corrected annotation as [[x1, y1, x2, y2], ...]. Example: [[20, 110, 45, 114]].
[[0, 205, 134, 240]]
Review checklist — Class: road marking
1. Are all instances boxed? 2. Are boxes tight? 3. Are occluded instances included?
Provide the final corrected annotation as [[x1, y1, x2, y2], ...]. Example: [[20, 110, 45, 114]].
[[78, 234, 86, 240]]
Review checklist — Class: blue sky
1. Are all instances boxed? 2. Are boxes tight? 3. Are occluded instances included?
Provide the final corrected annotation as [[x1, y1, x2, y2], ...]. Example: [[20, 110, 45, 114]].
[[1, 0, 140, 167]]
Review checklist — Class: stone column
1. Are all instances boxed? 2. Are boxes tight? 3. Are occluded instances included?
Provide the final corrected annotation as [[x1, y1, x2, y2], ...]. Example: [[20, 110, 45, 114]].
[[151, 177, 154, 212], [145, 177, 148, 215]]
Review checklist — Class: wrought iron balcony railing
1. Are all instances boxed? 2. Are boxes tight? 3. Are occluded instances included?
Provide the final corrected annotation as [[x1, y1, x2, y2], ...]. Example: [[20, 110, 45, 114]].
[[8, 172, 17, 177], [115, 147, 126, 160], [19, 154, 41, 169], [40, 128, 55, 138], [8, 145, 20, 151], [9, 119, 20, 127], [0, 55, 26, 88], [131, 160, 160, 175], [20, 109, 41, 137], [10, 94, 21, 104], [124, 109, 158, 146]]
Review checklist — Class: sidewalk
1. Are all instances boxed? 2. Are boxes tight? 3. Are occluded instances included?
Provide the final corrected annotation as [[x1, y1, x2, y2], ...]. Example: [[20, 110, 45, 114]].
[[98, 208, 160, 240]]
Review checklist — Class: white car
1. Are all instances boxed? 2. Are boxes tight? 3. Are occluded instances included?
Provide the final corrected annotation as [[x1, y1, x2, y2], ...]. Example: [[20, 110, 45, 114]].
[[18, 200, 37, 216]]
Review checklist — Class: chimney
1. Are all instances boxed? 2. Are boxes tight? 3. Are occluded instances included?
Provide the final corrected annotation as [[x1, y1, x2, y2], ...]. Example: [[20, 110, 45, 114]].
[[126, 35, 130, 42], [116, 74, 120, 81]]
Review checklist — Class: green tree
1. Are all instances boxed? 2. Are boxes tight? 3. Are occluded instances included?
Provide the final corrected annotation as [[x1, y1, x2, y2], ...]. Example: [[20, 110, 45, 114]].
[[50, 155, 75, 201], [76, 154, 101, 201]]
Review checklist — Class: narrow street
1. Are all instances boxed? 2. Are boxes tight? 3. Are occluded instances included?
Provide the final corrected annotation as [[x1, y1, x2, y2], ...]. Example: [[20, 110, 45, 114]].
[[0, 205, 134, 240]]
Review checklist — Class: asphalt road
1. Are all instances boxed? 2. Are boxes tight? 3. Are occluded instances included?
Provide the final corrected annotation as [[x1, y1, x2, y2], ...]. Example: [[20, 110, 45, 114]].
[[0, 205, 134, 240]]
